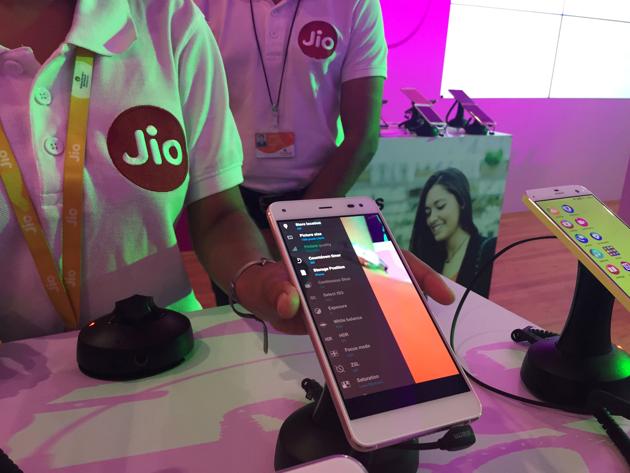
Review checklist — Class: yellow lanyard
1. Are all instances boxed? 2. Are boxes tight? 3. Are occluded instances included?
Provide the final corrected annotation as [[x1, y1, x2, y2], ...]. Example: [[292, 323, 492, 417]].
[[0, 48, 94, 330]]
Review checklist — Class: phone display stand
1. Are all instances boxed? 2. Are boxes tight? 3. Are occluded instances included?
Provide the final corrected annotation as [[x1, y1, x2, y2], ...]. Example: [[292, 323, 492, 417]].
[[398, 104, 441, 137], [521, 262, 630, 405], [274, 382, 419, 473], [448, 103, 489, 136]]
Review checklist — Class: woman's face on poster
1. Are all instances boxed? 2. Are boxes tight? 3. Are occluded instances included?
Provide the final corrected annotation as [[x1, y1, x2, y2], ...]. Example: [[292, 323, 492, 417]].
[[425, 184, 461, 242]]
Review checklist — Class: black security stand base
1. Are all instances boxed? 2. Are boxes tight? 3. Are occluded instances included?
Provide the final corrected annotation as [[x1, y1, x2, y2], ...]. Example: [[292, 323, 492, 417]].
[[274, 381, 419, 472], [463, 120, 489, 135], [520, 262, 630, 406], [399, 106, 440, 137]]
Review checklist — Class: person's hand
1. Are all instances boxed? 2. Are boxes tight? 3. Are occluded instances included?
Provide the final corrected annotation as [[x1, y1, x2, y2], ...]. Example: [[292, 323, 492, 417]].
[[236, 250, 455, 336], [235, 261, 306, 335], [401, 249, 455, 305]]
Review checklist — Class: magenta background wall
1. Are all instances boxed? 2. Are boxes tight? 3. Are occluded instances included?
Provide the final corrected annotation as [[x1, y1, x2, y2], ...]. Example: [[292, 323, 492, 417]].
[[381, 0, 630, 213]]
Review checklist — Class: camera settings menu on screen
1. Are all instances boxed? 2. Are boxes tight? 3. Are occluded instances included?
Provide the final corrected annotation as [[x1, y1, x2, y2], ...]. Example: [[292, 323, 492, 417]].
[[278, 214, 468, 419]]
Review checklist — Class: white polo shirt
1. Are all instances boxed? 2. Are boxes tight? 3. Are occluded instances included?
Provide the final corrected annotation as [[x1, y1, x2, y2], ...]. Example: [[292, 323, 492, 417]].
[[0, 0, 243, 341], [199, 0, 387, 193]]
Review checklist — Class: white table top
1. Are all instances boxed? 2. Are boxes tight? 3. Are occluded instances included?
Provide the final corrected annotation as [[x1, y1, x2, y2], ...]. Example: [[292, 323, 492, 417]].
[[0, 282, 627, 472]]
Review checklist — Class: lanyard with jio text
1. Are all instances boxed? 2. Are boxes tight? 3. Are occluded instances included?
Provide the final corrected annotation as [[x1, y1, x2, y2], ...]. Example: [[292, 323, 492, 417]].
[[250, 0, 302, 129], [0, 48, 94, 330]]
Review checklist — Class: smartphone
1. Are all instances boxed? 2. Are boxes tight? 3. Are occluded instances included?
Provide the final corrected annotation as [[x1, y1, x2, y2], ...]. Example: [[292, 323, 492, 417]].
[[400, 87, 446, 129], [448, 89, 496, 130], [524, 185, 630, 311], [267, 197, 481, 452], [279, 455, 367, 472]]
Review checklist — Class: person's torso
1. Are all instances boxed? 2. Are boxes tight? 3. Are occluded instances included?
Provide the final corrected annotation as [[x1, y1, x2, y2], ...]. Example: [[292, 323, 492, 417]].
[[0, 0, 212, 341], [203, 0, 361, 192]]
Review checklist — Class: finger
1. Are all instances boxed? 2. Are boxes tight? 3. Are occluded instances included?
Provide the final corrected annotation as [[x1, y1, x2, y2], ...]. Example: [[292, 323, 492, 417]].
[[402, 250, 455, 305], [275, 284, 301, 319]]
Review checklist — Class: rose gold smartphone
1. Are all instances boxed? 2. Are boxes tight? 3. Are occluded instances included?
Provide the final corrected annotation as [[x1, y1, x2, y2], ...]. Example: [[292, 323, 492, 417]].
[[267, 197, 481, 452], [524, 185, 630, 311]]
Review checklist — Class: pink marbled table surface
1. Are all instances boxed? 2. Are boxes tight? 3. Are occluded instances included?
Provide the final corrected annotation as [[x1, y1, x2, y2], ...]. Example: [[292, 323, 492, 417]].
[[1, 281, 628, 472]]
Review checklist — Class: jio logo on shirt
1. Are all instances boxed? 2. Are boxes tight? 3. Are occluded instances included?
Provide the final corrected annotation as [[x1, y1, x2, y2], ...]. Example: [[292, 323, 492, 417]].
[[298, 21, 338, 59], [107, 106, 188, 192]]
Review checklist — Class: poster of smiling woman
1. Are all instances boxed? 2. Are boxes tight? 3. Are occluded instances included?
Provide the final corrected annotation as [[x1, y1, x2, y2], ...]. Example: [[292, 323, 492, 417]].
[[346, 132, 511, 297]]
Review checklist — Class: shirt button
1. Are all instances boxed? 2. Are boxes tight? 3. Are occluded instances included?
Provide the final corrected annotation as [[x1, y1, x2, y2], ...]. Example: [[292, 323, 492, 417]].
[[34, 87, 52, 106], [271, 10, 279, 16], [270, 30, 279, 39], [2, 60, 24, 77], [44, 136, 64, 156]]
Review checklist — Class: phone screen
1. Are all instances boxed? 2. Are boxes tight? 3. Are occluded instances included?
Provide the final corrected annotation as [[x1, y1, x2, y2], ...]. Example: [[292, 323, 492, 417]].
[[401, 87, 432, 105], [277, 214, 469, 419], [463, 104, 495, 127], [448, 89, 474, 104], [415, 105, 445, 126], [535, 194, 630, 297], [448, 90, 495, 126]]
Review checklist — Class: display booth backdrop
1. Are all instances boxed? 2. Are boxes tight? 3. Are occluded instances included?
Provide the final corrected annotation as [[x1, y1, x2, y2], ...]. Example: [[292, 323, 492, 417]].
[[347, 131, 511, 297], [380, 0, 630, 212]]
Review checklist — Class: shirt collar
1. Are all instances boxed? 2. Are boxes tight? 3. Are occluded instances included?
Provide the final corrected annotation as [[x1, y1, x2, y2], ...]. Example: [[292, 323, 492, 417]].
[[66, 0, 137, 56]]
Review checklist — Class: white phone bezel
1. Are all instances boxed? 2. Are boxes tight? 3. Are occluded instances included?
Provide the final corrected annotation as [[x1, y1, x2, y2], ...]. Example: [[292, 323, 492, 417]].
[[267, 196, 481, 451]]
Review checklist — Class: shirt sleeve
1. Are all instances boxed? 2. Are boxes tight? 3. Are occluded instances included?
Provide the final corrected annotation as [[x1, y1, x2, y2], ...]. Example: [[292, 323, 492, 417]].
[[341, 0, 388, 83], [175, 3, 244, 204]]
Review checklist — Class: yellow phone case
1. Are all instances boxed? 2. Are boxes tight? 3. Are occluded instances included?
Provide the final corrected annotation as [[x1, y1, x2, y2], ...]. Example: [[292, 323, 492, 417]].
[[523, 195, 630, 312]]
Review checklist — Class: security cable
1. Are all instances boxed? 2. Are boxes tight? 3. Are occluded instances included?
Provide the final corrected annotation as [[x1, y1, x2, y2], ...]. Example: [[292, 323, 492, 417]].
[[450, 235, 630, 465]]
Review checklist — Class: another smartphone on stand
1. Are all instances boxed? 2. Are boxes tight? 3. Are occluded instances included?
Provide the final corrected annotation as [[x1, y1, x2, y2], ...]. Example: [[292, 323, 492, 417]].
[[524, 185, 630, 311], [448, 89, 496, 132], [400, 87, 446, 132], [267, 197, 481, 452]]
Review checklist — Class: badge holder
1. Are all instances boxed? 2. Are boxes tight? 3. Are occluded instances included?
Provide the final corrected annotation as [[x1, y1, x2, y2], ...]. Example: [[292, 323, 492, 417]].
[[520, 262, 630, 406], [274, 380, 420, 473]]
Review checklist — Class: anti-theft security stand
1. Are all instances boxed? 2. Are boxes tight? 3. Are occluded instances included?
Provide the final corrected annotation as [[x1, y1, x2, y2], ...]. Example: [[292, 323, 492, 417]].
[[520, 262, 630, 405], [399, 105, 441, 137], [274, 380, 419, 473]]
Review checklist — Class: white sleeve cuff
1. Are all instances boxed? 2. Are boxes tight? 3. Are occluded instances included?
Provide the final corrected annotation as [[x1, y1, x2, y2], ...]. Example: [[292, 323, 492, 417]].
[[185, 162, 244, 204]]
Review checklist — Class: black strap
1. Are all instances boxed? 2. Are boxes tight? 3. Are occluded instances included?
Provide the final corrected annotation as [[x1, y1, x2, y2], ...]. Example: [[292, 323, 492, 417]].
[[250, 0, 302, 117]]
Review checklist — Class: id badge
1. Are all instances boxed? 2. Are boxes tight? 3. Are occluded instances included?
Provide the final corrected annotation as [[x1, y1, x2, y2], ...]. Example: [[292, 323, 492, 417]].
[[254, 131, 295, 159]]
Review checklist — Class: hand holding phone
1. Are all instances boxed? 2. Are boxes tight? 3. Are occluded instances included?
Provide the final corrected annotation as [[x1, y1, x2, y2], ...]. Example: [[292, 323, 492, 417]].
[[267, 197, 481, 452]]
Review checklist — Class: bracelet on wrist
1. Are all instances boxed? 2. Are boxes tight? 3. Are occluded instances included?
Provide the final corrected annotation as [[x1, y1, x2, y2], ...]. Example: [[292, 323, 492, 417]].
[[229, 257, 274, 354]]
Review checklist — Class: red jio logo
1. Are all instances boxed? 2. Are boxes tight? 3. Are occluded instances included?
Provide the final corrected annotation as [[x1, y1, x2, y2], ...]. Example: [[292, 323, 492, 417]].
[[107, 106, 188, 192], [298, 21, 338, 59]]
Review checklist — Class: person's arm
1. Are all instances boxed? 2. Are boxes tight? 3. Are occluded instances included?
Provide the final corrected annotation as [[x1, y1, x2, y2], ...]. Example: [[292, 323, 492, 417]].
[[188, 187, 305, 334], [189, 191, 454, 334], [302, 76, 384, 199]]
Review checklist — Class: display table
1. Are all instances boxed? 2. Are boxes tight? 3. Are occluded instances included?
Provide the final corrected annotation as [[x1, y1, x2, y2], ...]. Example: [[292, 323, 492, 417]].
[[1, 282, 627, 472]]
